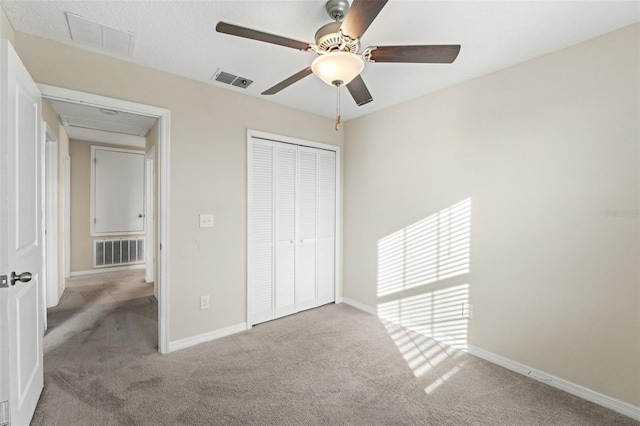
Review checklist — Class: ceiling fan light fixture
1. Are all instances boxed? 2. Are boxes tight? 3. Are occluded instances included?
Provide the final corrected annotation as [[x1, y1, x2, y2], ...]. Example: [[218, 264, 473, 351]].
[[311, 51, 364, 87]]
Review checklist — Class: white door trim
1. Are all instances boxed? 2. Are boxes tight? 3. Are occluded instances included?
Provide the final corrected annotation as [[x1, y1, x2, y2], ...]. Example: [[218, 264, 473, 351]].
[[38, 84, 172, 354], [145, 146, 156, 288], [246, 129, 341, 329], [44, 123, 59, 308], [63, 154, 71, 280]]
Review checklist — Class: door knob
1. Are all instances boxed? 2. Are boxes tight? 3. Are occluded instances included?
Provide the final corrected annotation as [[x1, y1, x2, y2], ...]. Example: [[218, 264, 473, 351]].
[[138, 214, 144, 218], [10, 271, 32, 286]]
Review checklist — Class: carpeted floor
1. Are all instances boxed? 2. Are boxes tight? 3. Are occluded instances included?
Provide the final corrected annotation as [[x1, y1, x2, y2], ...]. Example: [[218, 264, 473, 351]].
[[33, 271, 637, 425]]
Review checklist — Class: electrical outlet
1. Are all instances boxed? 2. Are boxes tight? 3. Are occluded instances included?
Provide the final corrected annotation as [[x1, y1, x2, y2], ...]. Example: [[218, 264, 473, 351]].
[[462, 303, 473, 319], [200, 295, 210, 310], [199, 214, 214, 228]]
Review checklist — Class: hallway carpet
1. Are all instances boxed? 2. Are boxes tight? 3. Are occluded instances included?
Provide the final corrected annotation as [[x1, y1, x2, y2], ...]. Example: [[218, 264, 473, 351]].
[[33, 273, 636, 425]]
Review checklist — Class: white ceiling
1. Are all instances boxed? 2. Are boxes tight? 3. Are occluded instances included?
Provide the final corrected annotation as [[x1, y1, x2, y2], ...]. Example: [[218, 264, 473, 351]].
[[48, 99, 156, 147], [3, 1, 639, 121]]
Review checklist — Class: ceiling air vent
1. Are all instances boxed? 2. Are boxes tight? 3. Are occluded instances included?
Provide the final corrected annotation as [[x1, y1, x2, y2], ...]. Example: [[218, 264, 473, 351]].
[[66, 12, 136, 57], [214, 72, 237, 84], [212, 70, 253, 89]]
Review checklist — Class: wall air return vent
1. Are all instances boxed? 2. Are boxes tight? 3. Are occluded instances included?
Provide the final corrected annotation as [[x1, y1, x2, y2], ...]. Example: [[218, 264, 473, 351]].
[[212, 70, 253, 89], [95, 238, 145, 268]]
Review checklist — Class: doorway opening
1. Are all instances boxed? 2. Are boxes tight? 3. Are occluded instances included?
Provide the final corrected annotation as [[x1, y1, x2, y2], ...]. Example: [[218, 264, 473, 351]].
[[39, 85, 170, 354]]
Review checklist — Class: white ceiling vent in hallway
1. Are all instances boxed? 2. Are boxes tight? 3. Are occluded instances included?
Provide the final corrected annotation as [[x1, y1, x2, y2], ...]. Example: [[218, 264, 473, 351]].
[[66, 12, 136, 57]]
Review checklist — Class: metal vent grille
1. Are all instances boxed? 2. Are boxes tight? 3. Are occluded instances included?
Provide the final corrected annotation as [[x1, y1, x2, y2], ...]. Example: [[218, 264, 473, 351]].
[[213, 70, 253, 89], [66, 12, 136, 57], [215, 71, 237, 84], [95, 238, 145, 267]]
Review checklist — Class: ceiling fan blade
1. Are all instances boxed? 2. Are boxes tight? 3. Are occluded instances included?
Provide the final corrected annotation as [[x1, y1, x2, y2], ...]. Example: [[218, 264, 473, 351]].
[[340, 0, 388, 40], [367, 45, 461, 63], [346, 75, 373, 106], [262, 67, 313, 95], [216, 22, 312, 51]]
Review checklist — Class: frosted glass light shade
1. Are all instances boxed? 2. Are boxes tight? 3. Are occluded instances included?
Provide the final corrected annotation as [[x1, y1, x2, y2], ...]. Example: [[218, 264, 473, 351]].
[[311, 51, 365, 86]]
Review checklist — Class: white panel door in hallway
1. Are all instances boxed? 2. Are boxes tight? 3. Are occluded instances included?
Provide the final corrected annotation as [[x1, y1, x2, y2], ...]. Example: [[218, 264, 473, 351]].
[[0, 39, 45, 426]]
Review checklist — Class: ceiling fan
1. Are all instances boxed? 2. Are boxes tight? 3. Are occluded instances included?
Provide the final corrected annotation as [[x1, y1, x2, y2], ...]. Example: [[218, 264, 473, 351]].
[[216, 0, 460, 107]]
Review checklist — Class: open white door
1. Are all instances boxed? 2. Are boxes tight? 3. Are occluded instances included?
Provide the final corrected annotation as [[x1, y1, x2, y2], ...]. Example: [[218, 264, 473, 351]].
[[0, 40, 44, 425]]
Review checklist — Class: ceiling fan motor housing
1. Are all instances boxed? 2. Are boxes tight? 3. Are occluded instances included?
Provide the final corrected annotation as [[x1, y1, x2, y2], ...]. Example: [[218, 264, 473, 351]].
[[325, 0, 350, 21], [315, 22, 359, 53]]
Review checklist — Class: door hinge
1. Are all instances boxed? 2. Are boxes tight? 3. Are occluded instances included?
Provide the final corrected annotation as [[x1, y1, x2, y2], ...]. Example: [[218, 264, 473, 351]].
[[0, 275, 8, 289], [94, 157, 97, 164], [93, 218, 97, 224], [159, 243, 162, 250], [0, 400, 9, 426]]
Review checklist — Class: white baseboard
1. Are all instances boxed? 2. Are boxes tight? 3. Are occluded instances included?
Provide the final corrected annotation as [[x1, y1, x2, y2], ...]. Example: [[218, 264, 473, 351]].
[[340, 297, 377, 316], [70, 264, 145, 277], [468, 345, 640, 421], [168, 322, 247, 353], [339, 297, 639, 421]]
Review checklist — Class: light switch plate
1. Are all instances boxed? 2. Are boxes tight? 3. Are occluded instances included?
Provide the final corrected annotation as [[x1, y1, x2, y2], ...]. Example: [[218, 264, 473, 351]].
[[199, 214, 214, 228]]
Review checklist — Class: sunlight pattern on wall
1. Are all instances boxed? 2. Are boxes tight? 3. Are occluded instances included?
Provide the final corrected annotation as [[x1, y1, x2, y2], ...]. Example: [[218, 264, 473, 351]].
[[376, 199, 473, 395], [377, 198, 471, 297], [378, 284, 470, 351]]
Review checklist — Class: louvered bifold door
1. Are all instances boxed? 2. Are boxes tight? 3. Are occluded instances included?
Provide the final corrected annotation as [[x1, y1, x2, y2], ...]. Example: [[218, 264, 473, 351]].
[[296, 146, 318, 312], [274, 142, 297, 318], [248, 139, 275, 325], [317, 150, 336, 306]]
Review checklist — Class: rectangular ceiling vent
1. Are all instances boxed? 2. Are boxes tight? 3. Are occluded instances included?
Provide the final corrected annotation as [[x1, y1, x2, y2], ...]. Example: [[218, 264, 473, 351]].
[[66, 12, 136, 57], [212, 70, 253, 89]]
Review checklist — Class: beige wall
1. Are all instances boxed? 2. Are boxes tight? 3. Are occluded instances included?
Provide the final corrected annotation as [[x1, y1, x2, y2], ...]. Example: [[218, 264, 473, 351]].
[[41, 99, 57, 135], [146, 120, 158, 153], [58, 126, 69, 294], [41, 100, 69, 299], [13, 32, 344, 341], [343, 24, 640, 406], [0, 7, 14, 45], [69, 140, 145, 273]]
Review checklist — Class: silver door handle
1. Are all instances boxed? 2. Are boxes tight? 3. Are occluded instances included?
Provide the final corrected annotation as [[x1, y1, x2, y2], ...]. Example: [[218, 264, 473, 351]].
[[10, 271, 32, 286], [138, 214, 144, 218]]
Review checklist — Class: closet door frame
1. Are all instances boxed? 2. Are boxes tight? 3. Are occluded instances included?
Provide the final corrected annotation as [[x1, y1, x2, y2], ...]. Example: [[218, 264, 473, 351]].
[[247, 129, 341, 329]]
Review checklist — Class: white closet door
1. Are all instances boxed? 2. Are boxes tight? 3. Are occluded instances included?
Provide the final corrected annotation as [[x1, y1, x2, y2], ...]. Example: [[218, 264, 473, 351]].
[[296, 146, 318, 312], [248, 140, 275, 325], [274, 142, 296, 318], [93, 148, 145, 234], [317, 150, 336, 306]]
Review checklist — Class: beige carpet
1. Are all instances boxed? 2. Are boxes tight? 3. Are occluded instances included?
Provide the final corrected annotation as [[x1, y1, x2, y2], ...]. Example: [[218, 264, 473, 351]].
[[33, 271, 637, 425]]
